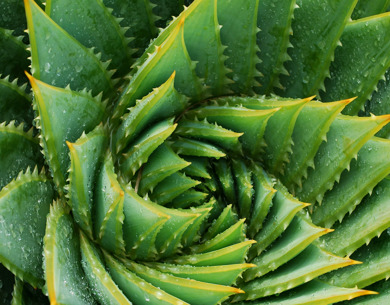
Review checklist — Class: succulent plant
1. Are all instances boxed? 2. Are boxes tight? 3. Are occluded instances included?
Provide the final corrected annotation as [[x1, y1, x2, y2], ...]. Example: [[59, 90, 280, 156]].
[[2, 0, 390, 304]]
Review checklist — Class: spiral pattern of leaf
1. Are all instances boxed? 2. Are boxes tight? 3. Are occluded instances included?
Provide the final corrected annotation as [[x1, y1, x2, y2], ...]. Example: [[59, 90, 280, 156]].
[[2, 0, 390, 304]]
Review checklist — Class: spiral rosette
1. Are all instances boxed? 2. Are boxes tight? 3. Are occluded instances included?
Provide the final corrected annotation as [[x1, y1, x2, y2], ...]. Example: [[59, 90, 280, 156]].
[[2, 0, 390, 304]]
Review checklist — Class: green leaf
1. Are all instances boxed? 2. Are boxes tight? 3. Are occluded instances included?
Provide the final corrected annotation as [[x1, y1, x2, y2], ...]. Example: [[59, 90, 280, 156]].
[[170, 190, 208, 209], [169, 240, 256, 266], [296, 114, 390, 203], [103, 0, 158, 56], [119, 119, 177, 178], [120, 261, 245, 305], [44, 201, 96, 305], [213, 159, 236, 204], [0, 168, 53, 288], [0, 76, 33, 127], [46, 0, 133, 77], [181, 202, 214, 247], [183, 0, 230, 95], [203, 204, 238, 241], [104, 253, 189, 305], [25, 0, 114, 96], [181, 156, 211, 179], [282, 99, 349, 190], [322, 231, 390, 289], [233, 280, 375, 305], [345, 280, 390, 304], [323, 12, 390, 114], [154, 205, 200, 258], [255, 0, 295, 95], [94, 155, 126, 255], [245, 214, 330, 281], [232, 160, 253, 220], [114, 72, 187, 153], [67, 124, 107, 238], [249, 184, 307, 258], [139, 143, 190, 195], [114, 17, 203, 119], [236, 245, 358, 301], [189, 104, 278, 157], [0, 121, 43, 190], [282, 0, 357, 98], [352, 0, 390, 19], [28, 74, 105, 192], [151, 172, 200, 205], [80, 232, 132, 305], [367, 69, 390, 138], [236, 96, 309, 174], [247, 166, 276, 238], [170, 137, 226, 158], [191, 219, 245, 254], [218, 0, 261, 94], [121, 187, 177, 259], [176, 119, 243, 152], [0, 28, 29, 82], [321, 177, 390, 257], [146, 262, 254, 286], [312, 137, 390, 228]]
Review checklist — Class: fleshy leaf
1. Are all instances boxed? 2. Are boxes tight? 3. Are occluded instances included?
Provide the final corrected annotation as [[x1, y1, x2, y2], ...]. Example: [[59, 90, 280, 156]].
[[0, 169, 53, 288], [94, 155, 126, 255], [104, 253, 189, 305], [234, 280, 375, 305], [247, 166, 276, 238], [44, 201, 96, 305], [176, 119, 243, 153], [150, 172, 200, 205], [67, 124, 107, 238], [236, 245, 358, 301], [282, 99, 350, 190], [103, 0, 158, 56], [249, 184, 308, 258], [120, 260, 244, 305], [139, 143, 190, 195], [245, 214, 330, 281], [322, 231, 390, 289], [255, 0, 295, 95], [323, 12, 390, 114], [114, 72, 187, 153], [119, 119, 177, 178], [28, 74, 105, 192], [282, 0, 356, 98], [80, 232, 132, 305], [25, 0, 114, 96], [0, 76, 33, 127], [0, 28, 29, 82], [169, 240, 256, 266], [218, 0, 261, 94], [352, 0, 390, 19], [0, 121, 43, 190], [146, 262, 254, 286], [47, 0, 134, 76], [312, 137, 390, 228], [114, 16, 203, 119], [189, 104, 278, 157], [191, 219, 246, 254], [296, 114, 390, 204], [232, 160, 254, 220], [321, 177, 390, 257]]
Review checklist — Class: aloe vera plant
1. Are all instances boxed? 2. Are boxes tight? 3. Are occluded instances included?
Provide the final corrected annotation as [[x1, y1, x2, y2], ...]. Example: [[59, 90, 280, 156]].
[[2, 0, 390, 304]]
